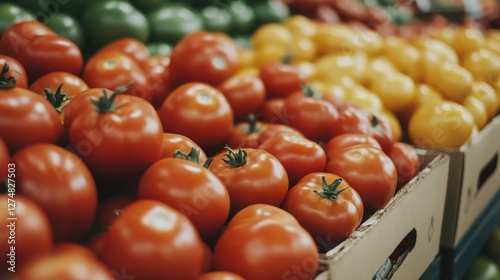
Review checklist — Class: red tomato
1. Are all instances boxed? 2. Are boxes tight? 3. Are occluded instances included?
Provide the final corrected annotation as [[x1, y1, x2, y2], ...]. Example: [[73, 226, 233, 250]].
[[227, 203, 299, 229], [101, 200, 205, 280], [138, 158, 230, 239], [227, 119, 269, 149], [0, 137, 9, 181], [201, 242, 214, 274], [53, 243, 97, 260], [259, 132, 326, 186], [323, 133, 381, 162], [283, 86, 340, 142], [208, 147, 289, 216], [331, 104, 372, 137], [255, 123, 305, 146], [170, 31, 239, 86], [325, 145, 397, 213], [259, 61, 307, 99], [13, 143, 97, 242], [214, 204, 319, 280], [217, 75, 266, 122], [0, 87, 62, 153], [95, 37, 150, 68], [260, 98, 287, 124], [366, 110, 395, 154], [17, 246, 113, 280], [158, 82, 234, 153], [0, 194, 53, 272], [29, 72, 89, 111], [86, 232, 107, 258], [282, 173, 364, 252], [143, 56, 172, 109], [161, 133, 208, 164], [0, 21, 56, 58], [96, 191, 138, 228], [0, 55, 28, 89], [16, 35, 83, 83], [388, 142, 421, 191], [197, 271, 245, 280], [66, 88, 163, 181]]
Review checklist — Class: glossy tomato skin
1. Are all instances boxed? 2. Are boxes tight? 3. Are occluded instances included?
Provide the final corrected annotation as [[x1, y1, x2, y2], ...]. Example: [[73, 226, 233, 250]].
[[209, 147, 289, 216], [0, 87, 62, 153], [0, 20, 56, 58], [331, 104, 372, 138], [366, 110, 395, 154], [260, 97, 287, 124], [158, 82, 234, 153], [259, 62, 307, 99], [227, 120, 269, 149], [95, 37, 150, 68], [197, 271, 245, 280], [61, 88, 111, 134], [388, 142, 420, 191], [0, 55, 28, 88], [67, 90, 163, 182], [143, 55, 172, 109], [13, 143, 97, 242], [323, 133, 381, 162], [0, 194, 53, 273], [170, 31, 239, 87], [0, 137, 9, 180], [138, 158, 230, 239], [214, 204, 319, 280], [16, 35, 83, 83], [82, 51, 154, 102], [101, 200, 205, 280], [160, 133, 208, 163], [283, 173, 364, 251], [326, 145, 397, 214], [259, 132, 326, 186], [217, 75, 266, 122]]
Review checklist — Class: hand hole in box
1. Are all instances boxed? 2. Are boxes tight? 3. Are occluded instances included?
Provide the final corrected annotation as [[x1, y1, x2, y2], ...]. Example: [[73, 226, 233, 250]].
[[477, 152, 498, 194]]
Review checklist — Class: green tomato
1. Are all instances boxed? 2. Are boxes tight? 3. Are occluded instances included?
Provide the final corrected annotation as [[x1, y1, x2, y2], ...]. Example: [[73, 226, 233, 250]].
[[464, 256, 500, 280], [484, 226, 500, 265], [129, 0, 167, 13], [0, 3, 35, 38], [147, 42, 173, 57], [147, 4, 203, 45], [252, 0, 290, 26], [226, 1, 255, 35], [44, 13, 86, 52], [200, 5, 232, 33], [81, 1, 150, 51]]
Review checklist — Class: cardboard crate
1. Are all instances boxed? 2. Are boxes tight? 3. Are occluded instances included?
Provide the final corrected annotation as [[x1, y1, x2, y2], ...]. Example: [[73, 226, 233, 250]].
[[438, 116, 500, 248], [315, 150, 450, 280], [420, 256, 442, 280]]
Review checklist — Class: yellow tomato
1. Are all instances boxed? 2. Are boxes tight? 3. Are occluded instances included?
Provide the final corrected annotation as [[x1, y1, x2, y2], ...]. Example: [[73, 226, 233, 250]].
[[237, 48, 255, 70], [313, 24, 374, 56], [283, 15, 318, 38], [380, 109, 403, 141], [252, 23, 294, 49], [253, 44, 287, 68], [350, 27, 384, 56], [408, 101, 476, 149], [294, 61, 316, 80], [235, 67, 259, 77], [412, 37, 459, 64], [342, 85, 383, 112], [314, 52, 368, 84], [461, 48, 500, 83], [287, 36, 317, 62], [430, 27, 457, 46], [485, 38, 500, 57], [369, 72, 416, 113], [385, 43, 423, 83], [365, 56, 399, 85], [469, 81, 499, 120], [397, 83, 444, 125], [494, 77, 500, 107], [487, 29, 500, 43], [462, 95, 488, 130], [424, 60, 473, 103], [452, 26, 485, 57], [323, 83, 347, 102]]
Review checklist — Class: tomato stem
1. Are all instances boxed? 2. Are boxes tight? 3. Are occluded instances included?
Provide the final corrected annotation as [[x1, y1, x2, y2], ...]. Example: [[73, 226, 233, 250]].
[[44, 83, 67, 113], [246, 114, 258, 134], [371, 115, 386, 134], [222, 145, 247, 167], [90, 84, 130, 114], [313, 177, 348, 200], [174, 147, 202, 164], [0, 63, 16, 90], [282, 52, 294, 65]]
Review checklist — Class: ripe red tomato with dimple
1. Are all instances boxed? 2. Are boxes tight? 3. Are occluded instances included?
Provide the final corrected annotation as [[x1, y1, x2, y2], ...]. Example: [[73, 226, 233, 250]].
[[138, 158, 230, 239], [323, 133, 382, 162], [161, 133, 208, 164], [143, 56, 172, 109], [227, 119, 269, 149], [13, 143, 97, 242], [0, 194, 53, 272], [326, 144, 397, 214], [389, 142, 421, 191], [282, 172, 364, 252], [95, 37, 150, 68], [197, 271, 245, 280], [260, 98, 288, 124], [259, 132, 326, 186], [331, 104, 372, 138], [217, 75, 266, 122], [214, 204, 319, 280], [259, 61, 307, 99], [16, 35, 83, 83], [82, 51, 154, 102], [209, 147, 289, 216], [0, 21, 56, 58], [366, 110, 395, 154], [0, 56, 28, 89], [66, 88, 163, 182], [158, 82, 234, 153], [0, 87, 62, 153], [170, 31, 239, 87], [101, 200, 205, 280]]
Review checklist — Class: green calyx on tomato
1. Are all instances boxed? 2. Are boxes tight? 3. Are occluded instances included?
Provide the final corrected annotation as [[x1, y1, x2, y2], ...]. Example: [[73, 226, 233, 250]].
[[221, 146, 248, 167], [244, 114, 260, 134], [44, 84, 67, 113], [301, 83, 321, 98], [0, 63, 16, 89], [90, 85, 129, 114], [313, 177, 349, 200], [173, 147, 203, 165]]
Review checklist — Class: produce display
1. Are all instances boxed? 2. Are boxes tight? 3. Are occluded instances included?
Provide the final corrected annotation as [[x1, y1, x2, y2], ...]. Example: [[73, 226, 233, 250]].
[[463, 225, 500, 280], [0, 0, 500, 279]]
